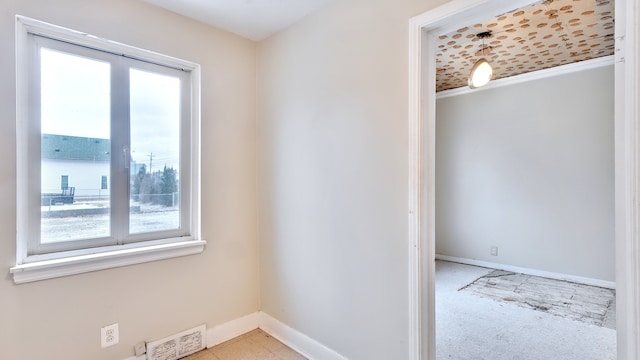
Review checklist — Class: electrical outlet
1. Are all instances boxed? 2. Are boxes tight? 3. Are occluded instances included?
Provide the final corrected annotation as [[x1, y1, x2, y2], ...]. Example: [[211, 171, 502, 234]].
[[490, 246, 498, 256], [134, 341, 146, 356], [101, 323, 119, 348]]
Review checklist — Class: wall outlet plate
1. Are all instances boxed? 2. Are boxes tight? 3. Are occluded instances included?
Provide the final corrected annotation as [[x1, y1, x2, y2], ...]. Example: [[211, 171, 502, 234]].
[[490, 246, 498, 256], [101, 323, 119, 348], [134, 341, 146, 356]]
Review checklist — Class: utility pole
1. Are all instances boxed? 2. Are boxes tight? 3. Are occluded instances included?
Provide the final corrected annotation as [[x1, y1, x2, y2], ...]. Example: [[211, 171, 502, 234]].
[[148, 152, 153, 173]]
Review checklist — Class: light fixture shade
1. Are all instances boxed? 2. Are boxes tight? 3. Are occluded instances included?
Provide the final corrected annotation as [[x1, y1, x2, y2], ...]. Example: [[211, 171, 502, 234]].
[[468, 58, 493, 89]]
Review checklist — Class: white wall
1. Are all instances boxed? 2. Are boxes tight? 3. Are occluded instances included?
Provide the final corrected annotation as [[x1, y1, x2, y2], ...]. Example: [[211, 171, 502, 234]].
[[256, 0, 446, 358], [435, 65, 615, 281], [42, 159, 110, 197], [0, 1, 259, 359]]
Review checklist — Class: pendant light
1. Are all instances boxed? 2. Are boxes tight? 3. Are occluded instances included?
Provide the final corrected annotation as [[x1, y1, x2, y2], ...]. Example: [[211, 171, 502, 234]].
[[468, 31, 493, 89]]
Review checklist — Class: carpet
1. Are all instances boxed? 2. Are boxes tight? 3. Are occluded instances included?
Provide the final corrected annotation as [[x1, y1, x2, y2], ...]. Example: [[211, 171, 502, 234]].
[[436, 260, 616, 360]]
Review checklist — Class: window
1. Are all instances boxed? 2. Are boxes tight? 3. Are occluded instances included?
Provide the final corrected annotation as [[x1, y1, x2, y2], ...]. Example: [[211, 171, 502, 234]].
[[12, 16, 204, 283], [60, 175, 68, 190]]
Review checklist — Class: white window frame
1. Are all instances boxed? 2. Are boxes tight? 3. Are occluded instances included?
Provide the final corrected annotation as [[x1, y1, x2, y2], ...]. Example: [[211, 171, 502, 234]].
[[11, 16, 204, 284]]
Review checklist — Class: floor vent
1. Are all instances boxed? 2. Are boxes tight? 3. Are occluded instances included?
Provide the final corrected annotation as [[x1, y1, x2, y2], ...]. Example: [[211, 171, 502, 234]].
[[146, 324, 206, 360]]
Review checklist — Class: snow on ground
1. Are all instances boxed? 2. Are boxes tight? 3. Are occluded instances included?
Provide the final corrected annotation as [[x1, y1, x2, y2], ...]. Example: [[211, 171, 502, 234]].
[[41, 200, 179, 243]]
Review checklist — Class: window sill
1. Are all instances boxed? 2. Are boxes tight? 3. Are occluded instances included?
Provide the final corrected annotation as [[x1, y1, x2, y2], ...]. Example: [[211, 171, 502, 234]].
[[10, 239, 206, 284]]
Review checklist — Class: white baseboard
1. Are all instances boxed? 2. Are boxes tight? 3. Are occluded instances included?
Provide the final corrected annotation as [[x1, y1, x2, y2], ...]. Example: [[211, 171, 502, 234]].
[[123, 311, 347, 360], [206, 311, 261, 347], [436, 254, 616, 289], [258, 312, 347, 360]]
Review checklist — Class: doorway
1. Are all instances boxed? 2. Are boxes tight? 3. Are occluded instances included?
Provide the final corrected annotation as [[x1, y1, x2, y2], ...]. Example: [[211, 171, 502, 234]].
[[407, 0, 639, 359], [435, 53, 616, 360]]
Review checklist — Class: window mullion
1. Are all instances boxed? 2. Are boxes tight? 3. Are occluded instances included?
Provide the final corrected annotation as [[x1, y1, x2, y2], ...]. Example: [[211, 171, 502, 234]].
[[110, 58, 131, 244]]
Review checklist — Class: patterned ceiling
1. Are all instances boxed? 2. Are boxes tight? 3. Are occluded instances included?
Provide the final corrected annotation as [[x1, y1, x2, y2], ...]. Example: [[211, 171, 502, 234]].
[[435, 0, 615, 92]]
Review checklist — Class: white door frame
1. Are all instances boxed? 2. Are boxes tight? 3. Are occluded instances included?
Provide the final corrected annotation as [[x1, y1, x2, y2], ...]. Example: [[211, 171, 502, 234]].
[[407, 0, 640, 359]]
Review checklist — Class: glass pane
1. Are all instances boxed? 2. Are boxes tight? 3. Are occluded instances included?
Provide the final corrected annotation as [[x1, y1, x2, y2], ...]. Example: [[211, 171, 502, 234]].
[[129, 69, 180, 234], [40, 48, 111, 243]]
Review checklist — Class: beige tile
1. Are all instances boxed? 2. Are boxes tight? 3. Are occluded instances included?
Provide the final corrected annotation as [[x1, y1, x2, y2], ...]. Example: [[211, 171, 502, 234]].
[[257, 353, 279, 360], [184, 329, 306, 360], [245, 330, 286, 353], [211, 337, 272, 360], [273, 346, 307, 360], [182, 349, 219, 360]]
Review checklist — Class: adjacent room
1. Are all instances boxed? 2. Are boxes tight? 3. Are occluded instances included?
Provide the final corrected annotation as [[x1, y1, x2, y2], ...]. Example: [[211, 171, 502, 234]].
[[434, 0, 616, 358]]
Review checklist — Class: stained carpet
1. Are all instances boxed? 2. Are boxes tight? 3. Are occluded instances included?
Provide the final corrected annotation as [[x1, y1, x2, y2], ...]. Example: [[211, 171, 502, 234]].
[[460, 269, 616, 329], [436, 260, 616, 360]]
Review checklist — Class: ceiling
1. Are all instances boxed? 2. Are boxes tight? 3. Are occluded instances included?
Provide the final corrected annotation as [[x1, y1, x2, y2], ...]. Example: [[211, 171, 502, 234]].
[[142, 0, 336, 41], [435, 0, 615, 92]]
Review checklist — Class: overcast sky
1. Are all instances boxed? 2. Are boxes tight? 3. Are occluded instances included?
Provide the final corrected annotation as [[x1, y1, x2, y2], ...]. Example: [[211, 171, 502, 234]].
[[41, 48, 180, 171]]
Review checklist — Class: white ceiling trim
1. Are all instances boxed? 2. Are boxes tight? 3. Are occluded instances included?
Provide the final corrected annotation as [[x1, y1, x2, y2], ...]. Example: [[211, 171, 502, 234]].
[[436, 54, 614, 99]]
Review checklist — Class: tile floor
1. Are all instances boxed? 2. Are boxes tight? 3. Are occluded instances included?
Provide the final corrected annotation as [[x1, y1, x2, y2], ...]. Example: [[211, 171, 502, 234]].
[[183, 329, 306, 360]]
